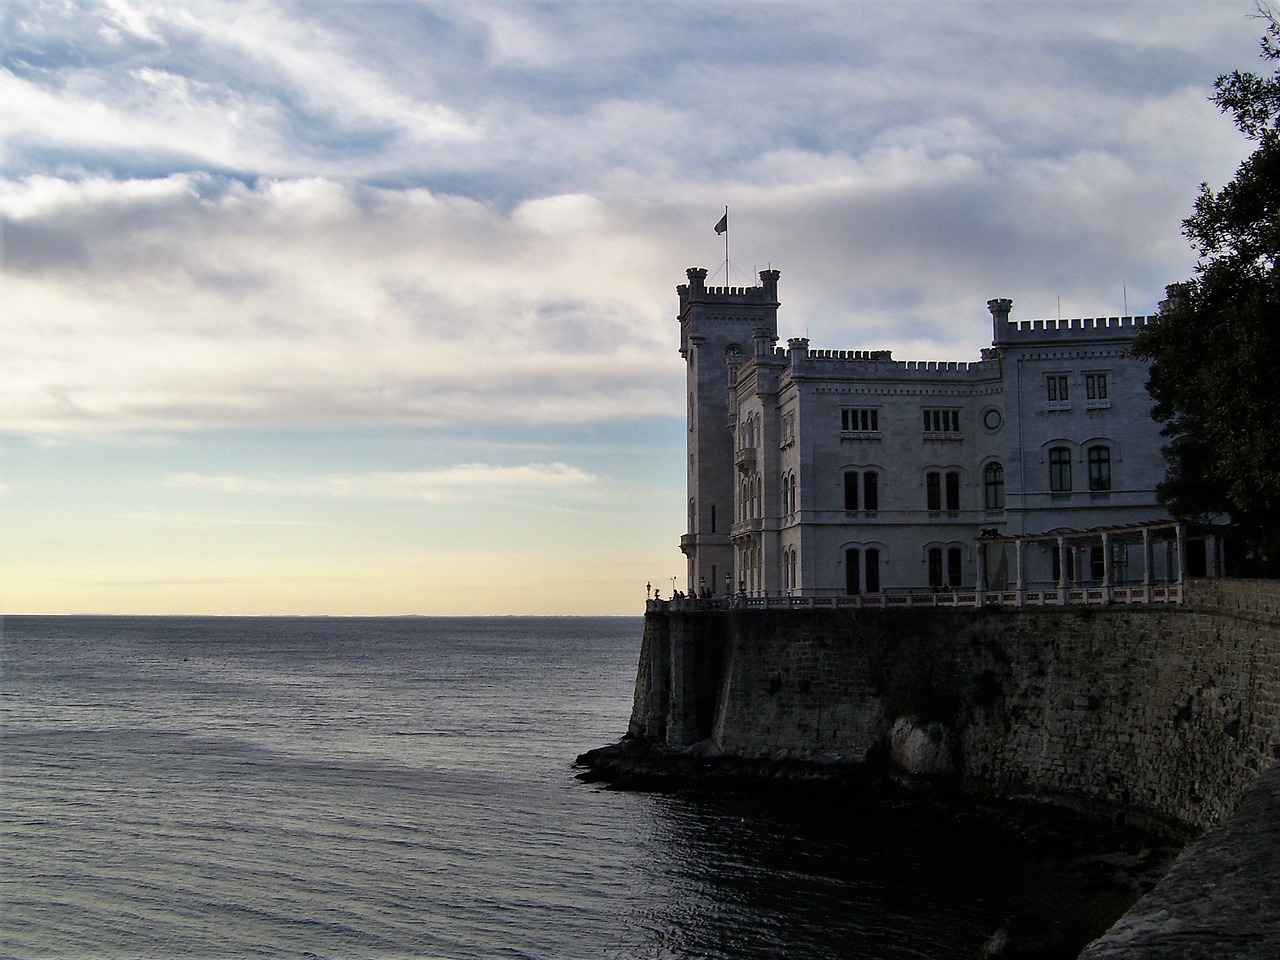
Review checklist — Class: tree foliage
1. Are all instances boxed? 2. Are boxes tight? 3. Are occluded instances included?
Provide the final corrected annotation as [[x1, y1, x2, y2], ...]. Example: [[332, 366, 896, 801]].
[[1135, 5, 1280, 567]]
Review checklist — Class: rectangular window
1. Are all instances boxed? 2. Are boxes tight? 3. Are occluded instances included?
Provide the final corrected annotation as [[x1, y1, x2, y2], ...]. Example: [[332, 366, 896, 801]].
[[1090, 546, 1106, 581], [926, 471, 941, 511], [863, 471, 879, 511], [1046, 375, 1069, 402], [1049, 447, 1072, 493], [947, 547, 963, 587], [841, 408, 879, 433], [1088, 446, 1112, 492], [945, 471, 960, 511], [922, 409, 960, 433], [1085, 373, 1108, 400], [843, 471, 859, 510]]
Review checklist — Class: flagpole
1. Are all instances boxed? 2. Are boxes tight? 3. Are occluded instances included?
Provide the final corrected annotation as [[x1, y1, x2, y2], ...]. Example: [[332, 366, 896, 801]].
[[713, 206, 729, 282], [723, 205, 729, 281]]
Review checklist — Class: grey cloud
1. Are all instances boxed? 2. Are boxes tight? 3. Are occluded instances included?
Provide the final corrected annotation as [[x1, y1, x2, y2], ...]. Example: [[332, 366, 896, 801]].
[[0, 0, 1266, 437]]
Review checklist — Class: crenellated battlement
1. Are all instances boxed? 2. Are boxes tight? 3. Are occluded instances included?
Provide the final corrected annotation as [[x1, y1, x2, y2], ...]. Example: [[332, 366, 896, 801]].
[[678, 266, 781, 309], [993, 314, 1157, 345], [790, 348, 895, 362], [899, 358, 995, 372], [678, 285, 770, 298], [777, 343, 999, 379]]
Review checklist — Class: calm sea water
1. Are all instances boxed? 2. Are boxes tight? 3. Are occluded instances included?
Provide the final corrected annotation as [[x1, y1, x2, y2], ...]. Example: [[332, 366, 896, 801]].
[[2, 616, 1134, 959]]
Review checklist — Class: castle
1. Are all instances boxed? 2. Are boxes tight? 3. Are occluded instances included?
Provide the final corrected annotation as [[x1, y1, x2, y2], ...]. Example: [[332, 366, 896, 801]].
[[677, 266, 1197, 600]]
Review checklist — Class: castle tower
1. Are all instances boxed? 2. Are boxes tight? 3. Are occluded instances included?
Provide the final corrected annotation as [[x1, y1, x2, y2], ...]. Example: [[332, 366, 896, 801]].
[[678, 266, 781, 595]]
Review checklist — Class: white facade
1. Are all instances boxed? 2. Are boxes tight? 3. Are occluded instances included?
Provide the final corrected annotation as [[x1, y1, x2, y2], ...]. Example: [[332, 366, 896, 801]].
[[677, 267, 1172, 598]]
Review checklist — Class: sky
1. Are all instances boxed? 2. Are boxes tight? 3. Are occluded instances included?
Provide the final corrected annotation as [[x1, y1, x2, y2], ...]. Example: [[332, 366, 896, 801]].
[[0, 0, 1267, 616]]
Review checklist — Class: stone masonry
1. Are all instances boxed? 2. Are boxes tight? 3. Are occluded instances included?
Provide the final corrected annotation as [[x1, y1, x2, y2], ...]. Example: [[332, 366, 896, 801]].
[[631, 579, 1280, 837]]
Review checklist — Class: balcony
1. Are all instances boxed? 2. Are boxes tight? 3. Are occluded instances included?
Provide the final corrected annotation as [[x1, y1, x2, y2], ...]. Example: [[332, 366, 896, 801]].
[[735, 446, 757, 473]]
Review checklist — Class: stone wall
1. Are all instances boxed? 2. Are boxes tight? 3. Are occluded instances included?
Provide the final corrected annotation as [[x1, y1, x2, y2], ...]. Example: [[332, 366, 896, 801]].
[[1080, 764, 1280, 959], [631, 580, 1280, 836]]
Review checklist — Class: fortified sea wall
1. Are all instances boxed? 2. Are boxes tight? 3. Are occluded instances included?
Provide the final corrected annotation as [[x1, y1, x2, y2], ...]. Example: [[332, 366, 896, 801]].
[[630, 579, 1280, 837]]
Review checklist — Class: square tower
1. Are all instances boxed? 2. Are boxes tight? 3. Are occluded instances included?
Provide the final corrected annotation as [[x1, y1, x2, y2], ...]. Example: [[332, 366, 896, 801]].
[[678, 267, 780, 595]]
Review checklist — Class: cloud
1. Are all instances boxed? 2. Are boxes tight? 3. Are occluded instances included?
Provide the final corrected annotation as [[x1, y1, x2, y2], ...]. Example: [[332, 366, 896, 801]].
[[0, 173, 682, 435], [164, 461, 601, 503], [0, 1, 1265, 438], [3, 0, 478, 180]]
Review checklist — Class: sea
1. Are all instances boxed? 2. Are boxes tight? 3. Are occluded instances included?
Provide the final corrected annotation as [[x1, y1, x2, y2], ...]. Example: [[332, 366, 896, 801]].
[[1, 615, 1150, 960]]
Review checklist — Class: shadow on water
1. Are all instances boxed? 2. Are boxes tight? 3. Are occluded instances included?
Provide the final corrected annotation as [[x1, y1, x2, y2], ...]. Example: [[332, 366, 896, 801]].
[[623, 787, 1176, 960]]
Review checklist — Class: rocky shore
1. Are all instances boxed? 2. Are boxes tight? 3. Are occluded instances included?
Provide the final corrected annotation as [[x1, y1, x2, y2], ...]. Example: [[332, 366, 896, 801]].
[[575, 736, 877, 792]]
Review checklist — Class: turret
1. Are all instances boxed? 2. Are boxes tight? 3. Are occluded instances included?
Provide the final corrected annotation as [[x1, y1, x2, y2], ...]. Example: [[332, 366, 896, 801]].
[[987, 297, 1013, 342]]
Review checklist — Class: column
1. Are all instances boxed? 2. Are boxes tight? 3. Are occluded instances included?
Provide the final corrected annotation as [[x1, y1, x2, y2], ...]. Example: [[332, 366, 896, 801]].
[[1015, 539, 1026, 606], [1142, 526, 1153, 603], [976, 540, 987, 606], [1101, 531, 1113, 602], [1057, 535, 1069, 604], [1175, 522, 1187, 600]]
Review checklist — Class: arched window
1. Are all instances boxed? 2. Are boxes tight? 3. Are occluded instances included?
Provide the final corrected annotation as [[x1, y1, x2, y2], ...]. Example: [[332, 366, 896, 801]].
[[844, 470, 859, 510], [1049, 447, 1072, 492], [1088, 445, 1112, 492], [845, 470, 879, 511], [945, 471, 960, 511], [928, 546, 963, 587], [926, 470, 958, 511], [845, 546, 882, 594], [864, 471, 880, 511], [984, 462, 1005, 509]]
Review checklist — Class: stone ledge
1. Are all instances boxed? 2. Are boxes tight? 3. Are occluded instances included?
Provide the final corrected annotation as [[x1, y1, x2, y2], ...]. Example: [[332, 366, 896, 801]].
[[573, 737, 875, 793], [1080, 764, 1280, 959]]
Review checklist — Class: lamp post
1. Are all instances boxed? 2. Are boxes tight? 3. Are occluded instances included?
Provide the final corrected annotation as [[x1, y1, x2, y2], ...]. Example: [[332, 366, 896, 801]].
[[646, 581, 651, 599]]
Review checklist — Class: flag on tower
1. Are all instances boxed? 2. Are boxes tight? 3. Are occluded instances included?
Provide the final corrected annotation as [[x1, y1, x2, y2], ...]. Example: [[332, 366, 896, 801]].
[[714, 211, 727, 235]]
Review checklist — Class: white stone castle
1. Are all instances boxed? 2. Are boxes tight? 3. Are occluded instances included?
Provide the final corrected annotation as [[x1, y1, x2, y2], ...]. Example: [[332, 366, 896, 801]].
[[677, 266, 1192, 601]]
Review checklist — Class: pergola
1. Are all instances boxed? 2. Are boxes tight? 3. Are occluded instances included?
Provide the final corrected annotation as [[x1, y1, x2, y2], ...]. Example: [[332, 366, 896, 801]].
[[975, 520, 1225, 607]]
